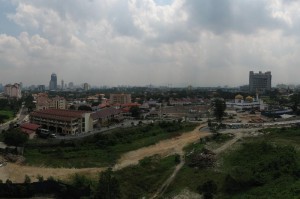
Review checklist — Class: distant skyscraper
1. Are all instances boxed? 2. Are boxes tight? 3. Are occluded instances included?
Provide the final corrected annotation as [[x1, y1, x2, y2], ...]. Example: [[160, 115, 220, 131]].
[[37, 85, 45, 92], [49, 73, 57, 90], [68, 82, 74, 89], [83, 83, 90, 91], [249, 71, 272, 93], [61, 80, 64, 90]]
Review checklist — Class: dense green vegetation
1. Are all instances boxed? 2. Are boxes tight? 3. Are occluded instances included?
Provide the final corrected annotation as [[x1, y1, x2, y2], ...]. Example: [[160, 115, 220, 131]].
[[165, 127, 300, 199], [2, 128, 29, 147], [0, 155, 177, 199], [222, 142, 300, 198], [24, 122, 197, 168], [115, 155, 176, 199], [0, 110, 13, 123], [0, 98, 23, 123]]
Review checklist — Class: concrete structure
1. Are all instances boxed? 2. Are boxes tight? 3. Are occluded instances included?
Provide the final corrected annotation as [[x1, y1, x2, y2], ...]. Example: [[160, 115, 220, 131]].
[[249, 71, 271, 93], [36, 93, 67, 110], [49, 73, 57, 90], [20, 123, 41, 139], [61, 80, 64, 90], [30, 107, 123, 135], [110, 93, 131, 105], [83, 83, 90, 91], [4, 83, 22, 99], [68, 82, 74, 90], [37, 85, 45, 92], [91, 107, 123, 127], [226, 94, 265, 110], [30, 109, 93, 135]]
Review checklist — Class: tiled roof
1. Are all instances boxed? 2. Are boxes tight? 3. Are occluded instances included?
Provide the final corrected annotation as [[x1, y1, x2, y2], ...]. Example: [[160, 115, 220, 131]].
[[30, 109, 90, 121], [20, 123, 41, 130], [121, 103, 141, 107], [91, 107, 122, 119]]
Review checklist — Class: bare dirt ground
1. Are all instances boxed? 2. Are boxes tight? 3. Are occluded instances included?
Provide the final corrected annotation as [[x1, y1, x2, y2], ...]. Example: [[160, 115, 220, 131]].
[[151, 129, 248, 199], [0, 124, 210, 183], [114, 124, 210, 170], [0, 163, 106, 183]]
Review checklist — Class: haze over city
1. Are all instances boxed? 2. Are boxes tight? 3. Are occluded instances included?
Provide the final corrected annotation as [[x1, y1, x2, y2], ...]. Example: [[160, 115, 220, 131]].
[[1, 0, 300, 86]]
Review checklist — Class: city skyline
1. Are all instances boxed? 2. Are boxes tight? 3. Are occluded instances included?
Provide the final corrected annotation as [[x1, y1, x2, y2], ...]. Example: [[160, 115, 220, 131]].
[[1, 0, 300, 86]]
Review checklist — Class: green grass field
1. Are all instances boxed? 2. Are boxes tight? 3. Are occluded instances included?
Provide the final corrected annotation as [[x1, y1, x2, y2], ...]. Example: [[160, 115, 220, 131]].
[[24, 122, 197, 168], [0, 110, 14, 123], [115, 155, 177, 199], [164, 126, 300, 198]]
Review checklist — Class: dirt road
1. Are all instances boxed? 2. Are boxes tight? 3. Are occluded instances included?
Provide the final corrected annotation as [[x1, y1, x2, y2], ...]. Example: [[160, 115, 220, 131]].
[[213, 132, 243, 154], [114, 124, 210, 170], [0, 124, 210, 183], [151, 130, 246, 199]]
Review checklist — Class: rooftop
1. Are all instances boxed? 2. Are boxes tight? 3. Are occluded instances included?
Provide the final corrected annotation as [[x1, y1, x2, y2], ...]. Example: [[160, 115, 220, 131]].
[[30, 109, 90, 121], [91, 107, 122, 119]]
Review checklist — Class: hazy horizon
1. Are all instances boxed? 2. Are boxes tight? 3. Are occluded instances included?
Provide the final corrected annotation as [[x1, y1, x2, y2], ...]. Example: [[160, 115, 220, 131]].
[[1, 0, 300, 87]]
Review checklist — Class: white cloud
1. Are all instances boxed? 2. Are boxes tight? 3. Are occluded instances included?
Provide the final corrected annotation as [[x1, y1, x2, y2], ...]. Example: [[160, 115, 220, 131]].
[[1, 0, 300, 86]]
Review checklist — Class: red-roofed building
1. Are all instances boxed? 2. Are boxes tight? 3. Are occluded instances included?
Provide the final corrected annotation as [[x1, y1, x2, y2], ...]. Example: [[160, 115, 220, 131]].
[[30, 108, 124, 135], [30, 109, 93, 135], [20, 123, 41, 139], [91, 107, 123, 127]]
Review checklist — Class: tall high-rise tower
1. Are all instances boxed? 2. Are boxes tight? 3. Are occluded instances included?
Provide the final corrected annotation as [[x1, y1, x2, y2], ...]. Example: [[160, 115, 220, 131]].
[[49, 73, 57, 90], [249, 71, 271, 93]]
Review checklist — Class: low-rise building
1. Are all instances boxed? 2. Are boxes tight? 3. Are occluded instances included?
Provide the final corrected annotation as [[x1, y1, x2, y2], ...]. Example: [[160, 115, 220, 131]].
[[91, 107, 123, 127], [30, 109, 93, 135], [226, 94, 265, 110], [36, 93, 67, 110], [30, 107, 123, 135], [20, 123, 41, 139]]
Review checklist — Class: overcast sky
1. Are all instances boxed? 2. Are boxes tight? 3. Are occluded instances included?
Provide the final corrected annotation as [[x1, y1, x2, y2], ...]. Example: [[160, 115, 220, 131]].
[[1, 0, 300, 87]]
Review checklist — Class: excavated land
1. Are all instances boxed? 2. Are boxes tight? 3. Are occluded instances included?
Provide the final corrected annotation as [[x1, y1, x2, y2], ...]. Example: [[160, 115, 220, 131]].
[[0, 124, 210, 183]]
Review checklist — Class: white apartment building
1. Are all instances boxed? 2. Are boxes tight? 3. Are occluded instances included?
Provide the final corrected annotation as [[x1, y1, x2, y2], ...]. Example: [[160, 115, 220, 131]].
[[4, 83, 22, 99]]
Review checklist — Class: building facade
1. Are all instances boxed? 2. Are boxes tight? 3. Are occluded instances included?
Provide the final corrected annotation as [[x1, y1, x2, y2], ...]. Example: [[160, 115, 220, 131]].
[[4, 83, 22, 99], [249, 71, 272, 93], [226, 94, 265, 110], [36, 93, 67, 110], [110, 93, 131, 105], [30, 108, 123, 135], [83, 83, 90, 91], [30, 109, 93, 135], [49, 73, 57, 90]]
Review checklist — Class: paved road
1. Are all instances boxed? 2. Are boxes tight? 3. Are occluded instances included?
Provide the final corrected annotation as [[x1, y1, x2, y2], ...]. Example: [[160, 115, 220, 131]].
[[0, 105, 28, 133]]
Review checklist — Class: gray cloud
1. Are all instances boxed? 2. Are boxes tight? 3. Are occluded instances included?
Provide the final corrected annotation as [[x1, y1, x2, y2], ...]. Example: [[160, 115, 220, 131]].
[[1, 0, 300, 87], [184, 0, 286, 34]]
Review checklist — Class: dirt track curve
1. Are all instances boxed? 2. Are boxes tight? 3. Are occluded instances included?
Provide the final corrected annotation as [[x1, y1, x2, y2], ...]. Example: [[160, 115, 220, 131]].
[[0, 124, 210, 183]]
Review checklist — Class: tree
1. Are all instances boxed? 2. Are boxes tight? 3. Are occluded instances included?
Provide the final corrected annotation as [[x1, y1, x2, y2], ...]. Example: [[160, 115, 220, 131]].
[[24, 95, 36, 112], [78, 105, 92, 111], [197, 180, 217, 199], [3, 129, 28, 147], [212, 98, 226, 122], [24, 175, 31, 184], [95, 168, 121, 199], [69, 105, 76, 110], [290, 93, 300, 115], [129, 106, 141, 118], [36, 175, 44, 182], [0, 114, 9, 124]]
